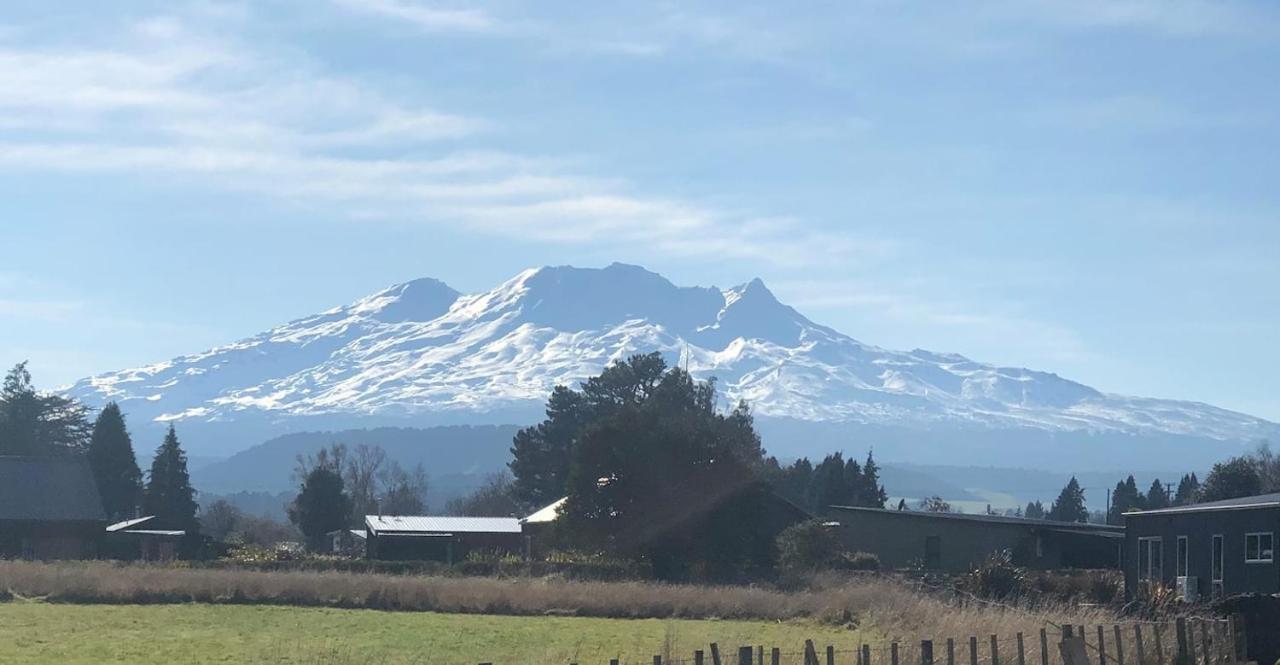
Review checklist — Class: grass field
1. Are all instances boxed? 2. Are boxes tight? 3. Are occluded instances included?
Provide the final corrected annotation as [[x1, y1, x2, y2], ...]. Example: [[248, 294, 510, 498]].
[[0, 601, 870, 664]]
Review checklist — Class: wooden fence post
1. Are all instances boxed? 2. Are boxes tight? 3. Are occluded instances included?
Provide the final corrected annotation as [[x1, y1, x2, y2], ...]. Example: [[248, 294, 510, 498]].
[[1040, 629, 1050, 665], [655, 656, 663, 665], [805, 640, 819, 665], [947, 638, 956, 665], [1198, 621, 1211, 665], [1098, 626, 1107, 665], [695, 650, 704, 665], [992, 635, 1001, 665], [923, 640, 935, 665], [1175, 618, 1191, 665], [611, 660, 619, 665], [739, 646, 754, 665], [970, 636, 979, 665], [864, 644, 873, 665], [1233, 614, 1248, 664], [711, 643, 722, 665], [828, 645, 836, 665], [1153, 623, 1165, 665], [771, 647, 780, 665], [892, 642, 901, 665], [758, 645, 764, 665], [1135, 625, 1146, 665], [1114, 626, 1126, 665], [1017, 633, 1026, 665]]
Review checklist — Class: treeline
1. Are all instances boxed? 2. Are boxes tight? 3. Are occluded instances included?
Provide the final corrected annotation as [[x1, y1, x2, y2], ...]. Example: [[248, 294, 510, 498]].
[[762, 451, 887, 514], [0, 362, 200, 545]]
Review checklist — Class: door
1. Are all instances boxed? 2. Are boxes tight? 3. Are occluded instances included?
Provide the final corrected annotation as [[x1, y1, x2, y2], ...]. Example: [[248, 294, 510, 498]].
[[1211, 534, 1224, 598], [924, 535, 941, 569]]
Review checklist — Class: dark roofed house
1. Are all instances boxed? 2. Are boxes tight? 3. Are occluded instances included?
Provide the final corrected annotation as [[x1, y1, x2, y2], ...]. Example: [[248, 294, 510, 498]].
[[0, 456, 106, 560], [1124, 492, 1280, 601], [826, 505, 1122, 573]]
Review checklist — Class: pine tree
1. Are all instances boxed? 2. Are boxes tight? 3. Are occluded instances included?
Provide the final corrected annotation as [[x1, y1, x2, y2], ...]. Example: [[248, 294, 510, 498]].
[[1047, 477, 1088, 523], [1173, 473, 1200, 506], [1107, 475, 1144, 524], [289, 465, 352, 550], [142, 425, 198, 533], [1025, 500, 1046, 519], [1145, 479, 1170, 510], [87, 402, 142, 521], [860, 450, 888, 508], [1199, 457, 1261, 503]]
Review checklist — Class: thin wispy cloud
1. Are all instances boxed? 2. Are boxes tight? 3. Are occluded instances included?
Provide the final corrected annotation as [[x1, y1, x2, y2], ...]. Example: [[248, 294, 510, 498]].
[[0, 11, 878, 269], [330, 0, 496, 32]]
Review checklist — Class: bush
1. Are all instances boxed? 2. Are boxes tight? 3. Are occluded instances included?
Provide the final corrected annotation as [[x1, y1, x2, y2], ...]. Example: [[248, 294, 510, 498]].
[[955, 550, 1029, 600], [776, 520, 842, 573]]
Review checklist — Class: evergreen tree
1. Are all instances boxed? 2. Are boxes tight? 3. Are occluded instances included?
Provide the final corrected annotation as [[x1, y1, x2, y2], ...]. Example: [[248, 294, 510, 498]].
[[0, 362, 91, 456], [288, 465, 352, 550], [1025, 500, 1046, 519], [142, 425, 198, 533], [1145, 479, 1171, 510], [1047, 477, 1088, 523], [87, 402, 142, 521], [1199, 457, 1261, 503], [1173, 473, 1200, 506], [810, 452, 851, 510], [1107, 475, 1144, 524], [859, 450, 888, 508]]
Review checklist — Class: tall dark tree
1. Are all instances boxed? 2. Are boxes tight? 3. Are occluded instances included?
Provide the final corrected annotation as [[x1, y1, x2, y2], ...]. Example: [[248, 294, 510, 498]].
[[810, 452, 853, 510], [0, 362, 91, 456], [1199, 457, 1262, 503], [1107, 475, 1144, 524], [142, 425, 199, 533], [859, 450, 888, 508], [288, 465, 351, 550], [510, 386, 589, 508], [555, 354, 770, 578], [1173, 473, 1200, 506], [87, 403, 142, 521], [1047, 477, 1088, 523], [1024, 500, 1046, 519], [1145, 479, 1171, 510]]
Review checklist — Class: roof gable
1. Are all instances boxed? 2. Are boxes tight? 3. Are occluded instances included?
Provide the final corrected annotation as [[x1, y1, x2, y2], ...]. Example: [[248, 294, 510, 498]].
[[0, 456, 105, 522]]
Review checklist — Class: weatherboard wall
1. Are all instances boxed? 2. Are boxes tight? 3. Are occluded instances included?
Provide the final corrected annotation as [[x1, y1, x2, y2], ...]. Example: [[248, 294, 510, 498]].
[[1124, 505, 1280, 598]]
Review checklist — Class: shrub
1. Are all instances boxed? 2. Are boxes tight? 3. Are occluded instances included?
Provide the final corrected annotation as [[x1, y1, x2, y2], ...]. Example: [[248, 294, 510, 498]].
[[955, 550, 1029, 600], [836, 551, 880, 571], [776, 520, 842, 573]]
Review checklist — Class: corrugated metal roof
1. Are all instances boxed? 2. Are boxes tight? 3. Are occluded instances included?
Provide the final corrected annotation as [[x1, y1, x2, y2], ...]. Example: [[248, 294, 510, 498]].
[[365, 515, 522, 534], [520, 497, 567, 524], [0, 456, 105, 522], [107, 516, 156, 532], [827, 504, 1124, 533], [1125, 492, 1280, 517]]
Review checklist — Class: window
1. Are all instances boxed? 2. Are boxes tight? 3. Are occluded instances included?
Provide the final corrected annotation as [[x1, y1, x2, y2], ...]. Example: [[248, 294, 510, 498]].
[[1211, 535, 1224, 598], [1138, 537, 1163, 581], [1177, 536, 1189, 577], [1245, 532, 1274, 563]]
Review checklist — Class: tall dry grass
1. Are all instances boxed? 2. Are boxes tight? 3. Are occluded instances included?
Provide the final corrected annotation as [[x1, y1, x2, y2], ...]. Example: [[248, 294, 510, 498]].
[[0, 560, 1120, 640]]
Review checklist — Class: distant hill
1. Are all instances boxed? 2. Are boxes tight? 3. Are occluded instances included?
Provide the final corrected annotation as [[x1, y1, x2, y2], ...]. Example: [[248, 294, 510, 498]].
[[192, 425, 520, 494]]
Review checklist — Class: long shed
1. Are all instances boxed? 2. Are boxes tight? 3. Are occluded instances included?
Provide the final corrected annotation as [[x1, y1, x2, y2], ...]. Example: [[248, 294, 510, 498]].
[[364, 515, 524, 562]]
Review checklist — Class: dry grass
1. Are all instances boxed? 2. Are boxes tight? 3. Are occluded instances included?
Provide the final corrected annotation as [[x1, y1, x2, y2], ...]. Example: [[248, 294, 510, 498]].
[[0, 560, 1121, 640]]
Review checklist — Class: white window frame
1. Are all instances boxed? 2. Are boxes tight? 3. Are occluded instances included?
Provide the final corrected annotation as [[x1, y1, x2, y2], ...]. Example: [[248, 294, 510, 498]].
[[1138, 536, 1163, 581], [1176, 535, 1189, 577], [1245, 532, 1274, 564], [1211, 534, 1224, 598]]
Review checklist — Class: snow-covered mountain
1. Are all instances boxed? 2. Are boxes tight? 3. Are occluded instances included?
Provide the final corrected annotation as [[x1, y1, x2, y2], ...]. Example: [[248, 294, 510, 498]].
[[66, 264, 1278, 463]]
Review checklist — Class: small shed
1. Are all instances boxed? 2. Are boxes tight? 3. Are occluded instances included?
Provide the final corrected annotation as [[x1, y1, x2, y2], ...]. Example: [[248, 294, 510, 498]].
[[103, 516, 186, 562], [1124, 492, 1280, 600], [0, 455, 106, 559], [826, 505, 1122, 572], [364, 515, 524, 562], [327, 528, 367, 556]]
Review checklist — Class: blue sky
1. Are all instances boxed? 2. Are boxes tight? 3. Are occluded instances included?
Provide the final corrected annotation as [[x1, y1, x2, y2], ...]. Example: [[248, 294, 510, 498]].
[[2, 1, 1278, 421]]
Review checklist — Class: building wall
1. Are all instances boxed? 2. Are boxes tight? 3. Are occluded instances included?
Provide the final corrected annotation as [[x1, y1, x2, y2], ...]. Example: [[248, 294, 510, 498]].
[[827, 510, 1119, 573], [1124, 507, 1280, 599], [367, 531, 525, 562], [0, 521, 101, 560]]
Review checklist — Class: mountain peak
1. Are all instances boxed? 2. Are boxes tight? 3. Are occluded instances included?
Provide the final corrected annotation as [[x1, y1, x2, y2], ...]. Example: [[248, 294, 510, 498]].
[[351, 277, 460, 323]]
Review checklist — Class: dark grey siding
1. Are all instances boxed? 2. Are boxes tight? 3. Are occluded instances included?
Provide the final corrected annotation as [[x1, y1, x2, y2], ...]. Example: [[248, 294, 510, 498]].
[[1124, 506, 1280, 598]]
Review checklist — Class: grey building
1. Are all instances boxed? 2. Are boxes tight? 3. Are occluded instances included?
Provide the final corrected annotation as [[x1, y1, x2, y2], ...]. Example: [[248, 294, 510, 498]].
[[826, 505, 1122, 572], [364, 515, 525, 562], [0, 455, 106, 560], [1124, 493, 1280, 600]]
